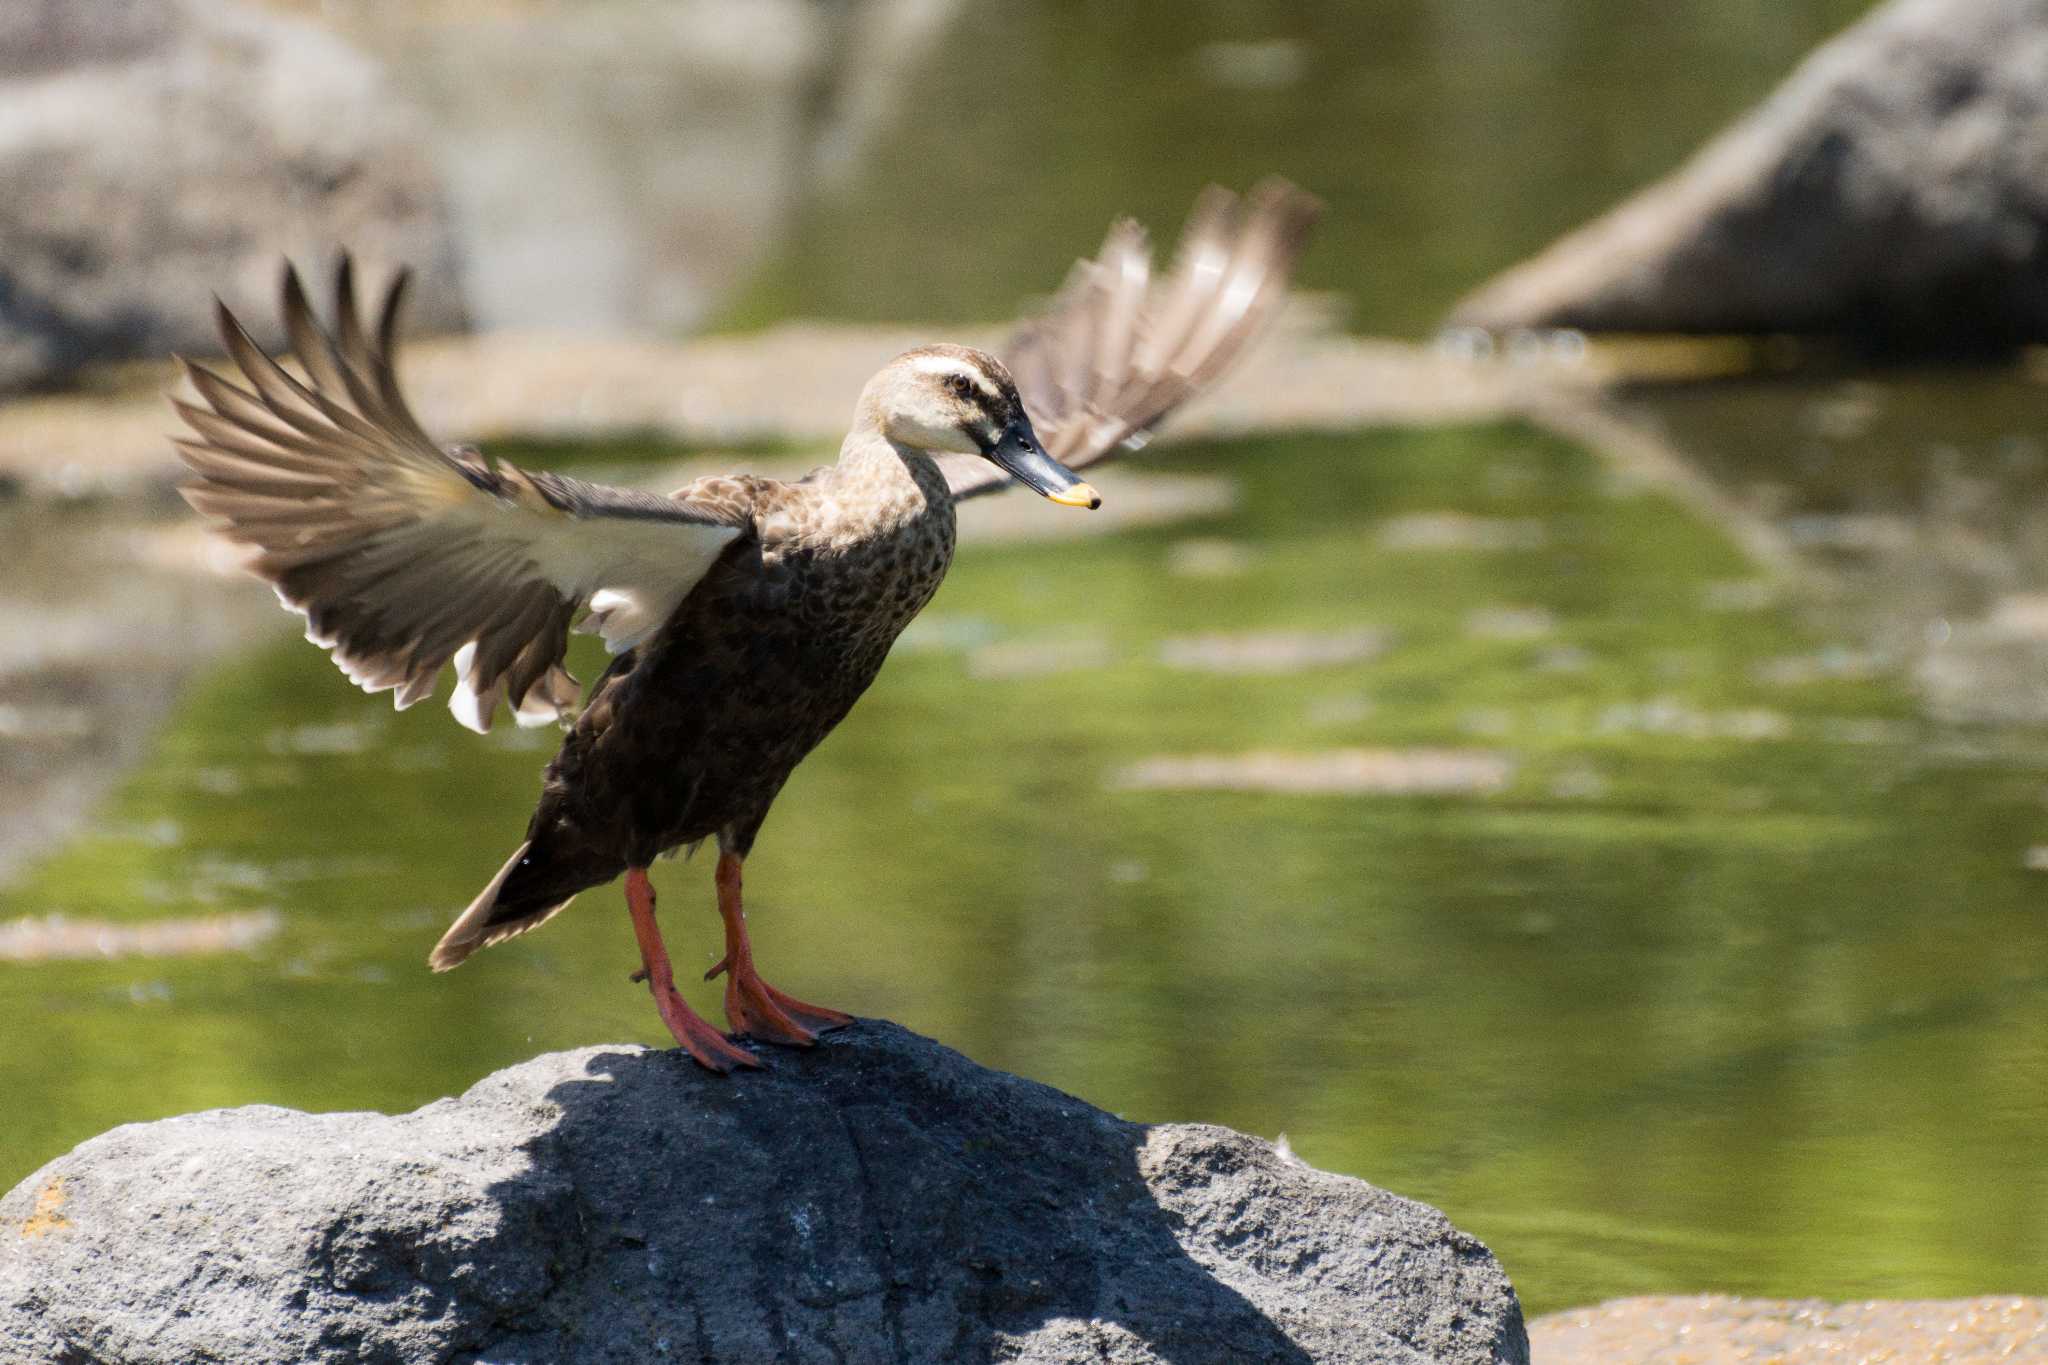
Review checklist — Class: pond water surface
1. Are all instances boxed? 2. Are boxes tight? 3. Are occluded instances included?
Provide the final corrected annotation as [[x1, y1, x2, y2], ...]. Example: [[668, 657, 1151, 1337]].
[[727, 0, 1874, 335], [10, 0, 2048, 1324], [9, 417, 2048, 1315]]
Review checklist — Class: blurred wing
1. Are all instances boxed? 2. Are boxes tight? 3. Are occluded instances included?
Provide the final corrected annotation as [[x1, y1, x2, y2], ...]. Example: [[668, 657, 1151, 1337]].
[[943, 177, 1321, 501], [174, 259, 745, 734]]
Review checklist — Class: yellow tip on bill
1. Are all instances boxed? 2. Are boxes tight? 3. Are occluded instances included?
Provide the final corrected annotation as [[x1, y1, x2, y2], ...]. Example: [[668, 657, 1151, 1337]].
[[1048, 482, 1102, 510]]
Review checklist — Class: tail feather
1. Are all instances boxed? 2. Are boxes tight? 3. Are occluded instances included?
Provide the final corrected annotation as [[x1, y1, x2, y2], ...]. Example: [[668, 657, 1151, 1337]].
[[429, 839, 584, 971]]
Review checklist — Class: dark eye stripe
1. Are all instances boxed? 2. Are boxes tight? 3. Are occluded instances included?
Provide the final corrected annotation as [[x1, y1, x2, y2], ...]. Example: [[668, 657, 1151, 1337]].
[[944, 371, 1016, 429]]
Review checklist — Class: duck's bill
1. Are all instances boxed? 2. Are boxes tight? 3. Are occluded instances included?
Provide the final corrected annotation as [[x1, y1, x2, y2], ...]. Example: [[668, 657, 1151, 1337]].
[[987, 421, 1101, 510]]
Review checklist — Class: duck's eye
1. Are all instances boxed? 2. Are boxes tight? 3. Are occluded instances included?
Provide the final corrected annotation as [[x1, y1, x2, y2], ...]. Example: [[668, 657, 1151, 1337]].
[[946, 374, 973, 400]]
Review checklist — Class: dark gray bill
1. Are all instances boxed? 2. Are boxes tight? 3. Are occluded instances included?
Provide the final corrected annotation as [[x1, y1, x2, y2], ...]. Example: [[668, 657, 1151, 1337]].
[[986, 419, 1101, 509]]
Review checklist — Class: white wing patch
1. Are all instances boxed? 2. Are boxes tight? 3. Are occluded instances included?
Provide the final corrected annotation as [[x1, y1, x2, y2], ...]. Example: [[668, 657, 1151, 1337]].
[[562, 516, 741, 654], [436, 511, 740, 735]]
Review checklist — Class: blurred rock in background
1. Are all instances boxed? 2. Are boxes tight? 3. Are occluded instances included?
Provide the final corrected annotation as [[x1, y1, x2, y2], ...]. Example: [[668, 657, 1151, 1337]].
[[0, 0, 464, 392], [1450, 0, 2048, 354], [0, 0, 959, 392], [323, 0, 958, 336]]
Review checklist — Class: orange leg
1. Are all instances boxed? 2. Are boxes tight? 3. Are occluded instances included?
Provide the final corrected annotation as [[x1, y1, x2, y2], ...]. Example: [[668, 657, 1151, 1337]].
[[704, 852, 852, 1045], [625, 867, 758, 1073]]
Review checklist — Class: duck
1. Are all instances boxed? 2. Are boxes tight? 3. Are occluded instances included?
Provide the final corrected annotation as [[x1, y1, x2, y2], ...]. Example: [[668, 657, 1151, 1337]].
[[172, 179, 1320, 1072]]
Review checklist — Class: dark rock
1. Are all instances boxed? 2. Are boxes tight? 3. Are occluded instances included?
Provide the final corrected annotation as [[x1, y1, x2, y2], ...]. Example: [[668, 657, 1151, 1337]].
[[1448, 0, 2048, 353], [0, 0, 462, 392], [0, 1022, 1527, 1364]]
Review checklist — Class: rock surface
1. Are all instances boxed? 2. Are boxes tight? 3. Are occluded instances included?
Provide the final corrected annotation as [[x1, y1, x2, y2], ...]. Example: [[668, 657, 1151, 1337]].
[[0, 0, 463, 391], [1449, 0, 2048, 352], [0, 1022, 1528, 1365]]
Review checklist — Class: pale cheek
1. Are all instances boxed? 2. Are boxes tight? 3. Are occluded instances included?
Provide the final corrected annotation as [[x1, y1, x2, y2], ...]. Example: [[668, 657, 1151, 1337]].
[[888, 417, 978, 454]]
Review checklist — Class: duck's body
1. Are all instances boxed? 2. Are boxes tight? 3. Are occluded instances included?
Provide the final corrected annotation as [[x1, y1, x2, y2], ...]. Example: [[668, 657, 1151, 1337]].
[[476, 432, 960, 936], [173, 181, 1318, 1071]]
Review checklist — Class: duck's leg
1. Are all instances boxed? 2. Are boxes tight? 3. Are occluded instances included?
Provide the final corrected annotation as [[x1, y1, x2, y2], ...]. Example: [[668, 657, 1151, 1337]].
[[704, 851, 853, 1045], [625, 867, 759, 1072]]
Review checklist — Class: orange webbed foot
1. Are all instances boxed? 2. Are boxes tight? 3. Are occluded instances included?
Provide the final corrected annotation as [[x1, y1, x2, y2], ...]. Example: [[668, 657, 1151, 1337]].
[[707, 954, 854, 1046], [651, 979, 762, 1072]]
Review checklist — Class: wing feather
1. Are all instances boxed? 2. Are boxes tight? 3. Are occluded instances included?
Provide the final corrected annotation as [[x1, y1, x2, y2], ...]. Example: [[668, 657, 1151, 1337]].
[[946, 178, 1320, 500], [175, 256, 746, 734]]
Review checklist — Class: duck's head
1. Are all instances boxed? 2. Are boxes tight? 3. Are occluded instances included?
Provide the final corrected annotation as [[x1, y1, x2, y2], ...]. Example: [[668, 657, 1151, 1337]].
[[865, 344, 1101, 509]]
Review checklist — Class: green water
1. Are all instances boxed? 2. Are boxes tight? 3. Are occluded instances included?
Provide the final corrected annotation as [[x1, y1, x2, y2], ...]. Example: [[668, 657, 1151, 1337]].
[[9, 425, 2048, 1314], [729, 0, 1874, 335], [14, 0, 2047, 1320]]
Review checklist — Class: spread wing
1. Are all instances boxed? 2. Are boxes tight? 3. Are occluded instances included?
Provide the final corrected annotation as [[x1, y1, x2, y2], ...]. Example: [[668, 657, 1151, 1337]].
[[173, 259, 746, 734], [942, 178, 1321, 501]]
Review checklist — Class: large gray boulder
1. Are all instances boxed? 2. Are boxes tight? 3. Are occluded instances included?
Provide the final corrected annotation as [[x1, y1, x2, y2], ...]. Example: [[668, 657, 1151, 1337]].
[[0, 1022, 1528, 1364], [1449, 0, 2048, 352], [0, 0, 463, 391]]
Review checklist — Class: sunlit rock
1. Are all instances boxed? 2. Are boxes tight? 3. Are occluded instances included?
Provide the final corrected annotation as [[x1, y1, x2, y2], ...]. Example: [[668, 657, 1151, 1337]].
[[1532, 1295, 2048, 1365], [0, 1026, 1529, 1365]]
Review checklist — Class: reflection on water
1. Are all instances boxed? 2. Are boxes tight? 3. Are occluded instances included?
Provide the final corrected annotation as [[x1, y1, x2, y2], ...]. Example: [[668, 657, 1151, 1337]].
[[7, 424, 2048, 1313], [1628, 365, 2048, 725], [725, 0, 1875, 335]]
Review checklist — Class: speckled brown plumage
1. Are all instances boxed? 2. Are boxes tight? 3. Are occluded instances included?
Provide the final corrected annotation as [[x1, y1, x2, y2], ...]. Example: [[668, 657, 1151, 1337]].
[[171, 180, 1319, 1071], [488, 455, 958, 932]]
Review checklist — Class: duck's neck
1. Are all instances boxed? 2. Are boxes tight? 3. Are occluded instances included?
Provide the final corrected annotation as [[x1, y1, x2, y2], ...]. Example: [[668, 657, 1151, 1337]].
[[829, 420, 954, 531]]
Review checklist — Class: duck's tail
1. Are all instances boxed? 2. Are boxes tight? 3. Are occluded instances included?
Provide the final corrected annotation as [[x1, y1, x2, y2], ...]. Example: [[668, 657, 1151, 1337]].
[[428, 836, 621, 971]]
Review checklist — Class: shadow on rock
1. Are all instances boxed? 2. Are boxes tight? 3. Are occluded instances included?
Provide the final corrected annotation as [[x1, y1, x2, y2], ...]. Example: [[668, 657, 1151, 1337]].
[[507, 1035, 1320, 1362]]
